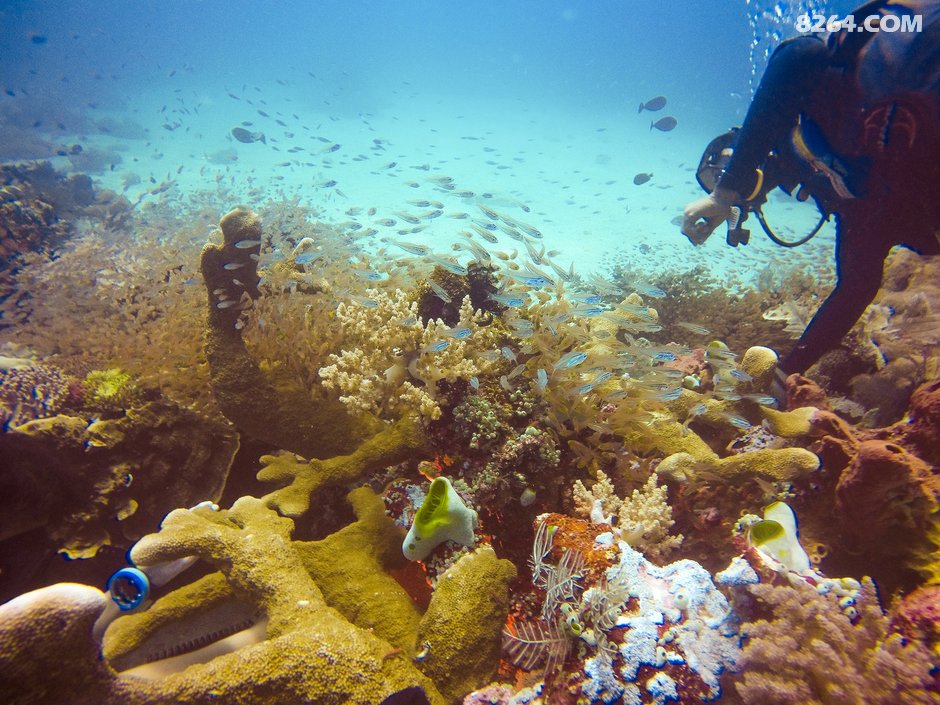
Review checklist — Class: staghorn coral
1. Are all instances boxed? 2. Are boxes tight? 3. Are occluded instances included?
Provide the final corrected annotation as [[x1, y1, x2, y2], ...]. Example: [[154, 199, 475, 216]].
[[319, 289, 501, 420], [573, 468, 682, 560], [732, 578, 940, 705]]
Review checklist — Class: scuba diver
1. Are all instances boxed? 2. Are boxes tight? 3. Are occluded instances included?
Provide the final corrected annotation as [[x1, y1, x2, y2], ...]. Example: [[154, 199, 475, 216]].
[[682, 0, 940, 381]]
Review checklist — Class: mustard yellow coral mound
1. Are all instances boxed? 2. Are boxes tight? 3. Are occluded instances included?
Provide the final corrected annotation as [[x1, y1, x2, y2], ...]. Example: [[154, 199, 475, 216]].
[[257, 414, 428, 518], [415, 546, 516, 701], [109, 494, 447, 704], [657, 447, 819, 484], [319, 289, 501, 420], [740, 345, 779, 391]]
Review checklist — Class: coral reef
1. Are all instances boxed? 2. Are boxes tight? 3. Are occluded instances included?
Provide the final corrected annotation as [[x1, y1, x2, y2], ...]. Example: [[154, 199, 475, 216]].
[[1, 181, 938, 705], [572, 468, 682, 560], [0, 483, 516, 705], [835, 440, 940, 570], [890, 584, 940, 657], [0, 398, 238, 565], [81, 367, 144, 414], [730, 578, 939, 704], [776, 380, 940, 589], [319, 289, 501, 420]]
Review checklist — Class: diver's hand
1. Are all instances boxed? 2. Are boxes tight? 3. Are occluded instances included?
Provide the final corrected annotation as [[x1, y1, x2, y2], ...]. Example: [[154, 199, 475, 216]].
[[681, 188, 737, 245]]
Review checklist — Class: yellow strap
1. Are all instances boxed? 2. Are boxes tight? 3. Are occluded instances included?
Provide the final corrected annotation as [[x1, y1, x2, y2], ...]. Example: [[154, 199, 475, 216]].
[[745, 169, 764, 202]]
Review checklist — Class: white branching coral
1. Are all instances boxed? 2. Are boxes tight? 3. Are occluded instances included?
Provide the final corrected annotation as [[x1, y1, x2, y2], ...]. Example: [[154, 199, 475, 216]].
[[318, 288, 500, 420], [573, 469, 682, 560]]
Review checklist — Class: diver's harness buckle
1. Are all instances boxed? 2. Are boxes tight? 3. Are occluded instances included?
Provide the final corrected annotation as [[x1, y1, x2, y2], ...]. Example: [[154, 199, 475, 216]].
[[726, 206, 750, 248]]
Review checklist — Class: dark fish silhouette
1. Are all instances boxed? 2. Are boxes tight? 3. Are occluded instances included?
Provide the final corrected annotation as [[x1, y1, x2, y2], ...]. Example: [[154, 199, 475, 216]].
[[231, 127, 266, 144], [638, 95, 667, 113], [650, 116, 677, 132], [633, 172, 653, 185], [379, 686, 430, 705]]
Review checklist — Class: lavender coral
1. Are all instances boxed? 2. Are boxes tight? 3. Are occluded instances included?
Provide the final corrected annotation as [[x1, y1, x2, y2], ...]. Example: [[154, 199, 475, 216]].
[[732, 578, 940, 704]]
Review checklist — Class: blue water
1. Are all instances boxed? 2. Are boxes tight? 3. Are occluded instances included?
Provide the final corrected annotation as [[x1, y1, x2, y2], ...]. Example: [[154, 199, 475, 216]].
[[0, 0, 858, 280]]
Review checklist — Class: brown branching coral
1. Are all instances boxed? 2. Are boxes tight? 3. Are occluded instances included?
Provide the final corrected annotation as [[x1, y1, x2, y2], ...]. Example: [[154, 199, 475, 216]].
[[608, 264, 823, 355], [1, 201, 217, 412], [732, 578, 940, 704], [200, 208, 383, 458]]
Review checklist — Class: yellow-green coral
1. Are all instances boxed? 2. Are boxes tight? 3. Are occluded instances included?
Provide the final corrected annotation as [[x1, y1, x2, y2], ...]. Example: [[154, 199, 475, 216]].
[[740, 345, 779, 392], [257, 414, 428, 518], [110, 494, 447, 704], [82, 368, 140, 411], [295, 487, 423, 653], [657, 447, 820, 484], [762, 406, 818, 438]]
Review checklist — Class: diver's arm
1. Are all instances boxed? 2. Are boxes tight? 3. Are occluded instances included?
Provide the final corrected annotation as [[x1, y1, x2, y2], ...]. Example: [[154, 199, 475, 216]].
[[718, 35, 831, 198], [682, 36, 830, 244], [778, 226, 890, 375]]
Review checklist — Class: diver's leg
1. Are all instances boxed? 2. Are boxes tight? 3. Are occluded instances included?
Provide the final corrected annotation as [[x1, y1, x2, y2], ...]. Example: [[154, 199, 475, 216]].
[[779, 218, 890, 375]]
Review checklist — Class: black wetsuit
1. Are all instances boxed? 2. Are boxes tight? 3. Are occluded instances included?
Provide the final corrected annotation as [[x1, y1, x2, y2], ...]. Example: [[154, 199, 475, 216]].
[[718, 19, 940, 375]]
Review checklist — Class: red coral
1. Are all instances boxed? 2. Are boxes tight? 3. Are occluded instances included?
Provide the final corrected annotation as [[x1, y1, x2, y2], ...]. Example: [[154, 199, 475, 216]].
[[890, 584, 940, 658], [785, 373, 830, 410], [835, 440, 940, 561], [900, 379, 940, 466]]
